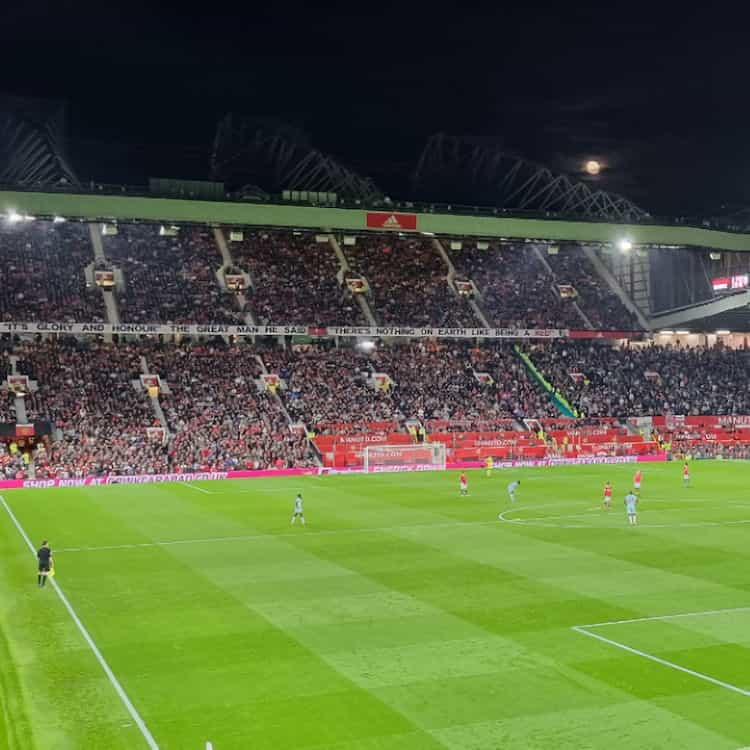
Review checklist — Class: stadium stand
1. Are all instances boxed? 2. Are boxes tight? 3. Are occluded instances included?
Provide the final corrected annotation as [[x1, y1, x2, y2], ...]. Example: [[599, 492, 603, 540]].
[[526, 342, 750, 417], [0, 219, 103, 322], [102, 224, 242, 324], [229, 231, 365, 326], [544, 246, 639, 330], [448, 243, 583, 328], [372, 342, 559, 421], [3, 335, 750, 475], [449, 243, 641, 330], [149, 344, 313, 472], [15, 340, 166, 478], [264, 342, 557, 435], [343, 236, 477, 326], [262, 347, 398, 433]]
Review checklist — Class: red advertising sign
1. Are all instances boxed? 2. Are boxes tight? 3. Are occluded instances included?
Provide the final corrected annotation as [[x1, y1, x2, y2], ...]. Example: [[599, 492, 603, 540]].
[[365, 212, 418, 231], [15, 424, 34, 438], [713, 274, 749, 292]]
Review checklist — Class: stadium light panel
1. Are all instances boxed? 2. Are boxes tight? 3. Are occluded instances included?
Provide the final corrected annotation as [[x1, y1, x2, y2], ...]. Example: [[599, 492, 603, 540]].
[[716, 329, 731, 335], [52, 215, 67, 223], [6, 210, 22, 224], [675, 330, 690, 335], [357, 340, 375, 352], [22, 214, 35, 222], [709, 252, 721, 260], [659, 330, 674, 335]]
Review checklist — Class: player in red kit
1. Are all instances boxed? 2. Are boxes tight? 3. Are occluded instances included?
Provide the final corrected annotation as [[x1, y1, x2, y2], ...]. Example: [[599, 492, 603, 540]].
[[603, 481, 613, 511], [459, 472, 468, 496], [682, 461, 690, 487], [633, 470, 642, 492]]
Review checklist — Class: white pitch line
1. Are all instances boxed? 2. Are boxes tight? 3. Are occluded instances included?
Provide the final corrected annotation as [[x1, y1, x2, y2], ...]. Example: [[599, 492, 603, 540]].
[[184, 483, 214, 495], [0, 495, 160, 749], [58, 518, 500, 553], [577, 606, 750, 629], [572, 625, 750, 698], [498, 506, 750, 530]]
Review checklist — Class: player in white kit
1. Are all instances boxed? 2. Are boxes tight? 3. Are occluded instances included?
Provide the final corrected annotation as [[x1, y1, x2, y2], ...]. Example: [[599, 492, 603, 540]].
[[507, 480, 520, 503], [291, 493, 305, 525], [625, 491, 638, 526]]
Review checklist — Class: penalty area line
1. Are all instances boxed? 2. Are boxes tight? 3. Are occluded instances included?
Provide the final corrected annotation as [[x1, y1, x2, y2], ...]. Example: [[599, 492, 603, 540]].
[[576, 606, 750, 629], [0, 495, 160, 750], [572, 624, 750, 699]]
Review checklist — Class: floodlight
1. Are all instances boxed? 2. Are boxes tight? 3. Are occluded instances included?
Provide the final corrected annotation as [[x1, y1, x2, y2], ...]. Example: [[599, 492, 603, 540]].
[[617, 238, 633, 252]]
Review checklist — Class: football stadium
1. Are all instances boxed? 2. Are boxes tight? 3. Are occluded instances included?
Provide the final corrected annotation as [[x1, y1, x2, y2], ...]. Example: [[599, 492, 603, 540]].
[[2, 105, 750, 750]]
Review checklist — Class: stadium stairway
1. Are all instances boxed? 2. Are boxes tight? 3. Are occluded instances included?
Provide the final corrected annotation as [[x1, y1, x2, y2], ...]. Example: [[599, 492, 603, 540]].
[[139, 354, 171, 434], [87, 224, 120, 337], [532, 245, 593, 329], [214, 228, 258, 327], [514, 345, 577, 417], [329, 235, 378, 326], [256, 353, 323, 467], [433, 239, 492, 327]]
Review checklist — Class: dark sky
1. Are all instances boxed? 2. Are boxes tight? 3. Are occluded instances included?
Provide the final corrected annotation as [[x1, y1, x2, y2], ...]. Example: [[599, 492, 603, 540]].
[[1, 1, 748, 215]]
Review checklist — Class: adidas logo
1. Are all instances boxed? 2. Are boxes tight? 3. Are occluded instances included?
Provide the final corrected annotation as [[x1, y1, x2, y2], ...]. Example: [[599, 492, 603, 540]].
[[383, 214, 401, 228]]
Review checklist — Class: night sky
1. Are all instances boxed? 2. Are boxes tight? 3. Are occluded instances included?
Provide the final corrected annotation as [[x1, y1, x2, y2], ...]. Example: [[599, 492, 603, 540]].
[[1, 2, 748, 216]]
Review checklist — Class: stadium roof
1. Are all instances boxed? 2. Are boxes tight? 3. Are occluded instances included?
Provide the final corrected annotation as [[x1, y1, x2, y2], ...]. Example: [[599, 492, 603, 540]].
[[0, 96, 78, 188], [412, 134, 648, 223]]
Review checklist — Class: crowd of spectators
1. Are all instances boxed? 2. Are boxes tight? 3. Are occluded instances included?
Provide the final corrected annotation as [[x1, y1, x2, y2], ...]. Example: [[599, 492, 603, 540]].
[[103, 225, 242, 325], [545, 246, 640, 330], [527, 343, 750, 417], [4, 336, 750, 478], [262, 347, 398, 432], [374, 342, 558, 421], [344, 237, 477, 327], [0, 351, 12, 421], [449, 243, 583, 328], [229, 231, 364, 326], [0, 220, 104, 322], [150, 344, 312, 472], [262, 342, 557, 430], [13, 339, 166, 477]]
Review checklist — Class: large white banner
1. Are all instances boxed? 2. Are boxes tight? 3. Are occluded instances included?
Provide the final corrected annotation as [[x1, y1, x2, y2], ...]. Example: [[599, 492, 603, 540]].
[[0, 321, 569, 340]]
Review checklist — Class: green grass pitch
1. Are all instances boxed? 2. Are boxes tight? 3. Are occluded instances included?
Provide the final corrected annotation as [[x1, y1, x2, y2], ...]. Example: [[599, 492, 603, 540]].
[[1, 460, 750, 749]]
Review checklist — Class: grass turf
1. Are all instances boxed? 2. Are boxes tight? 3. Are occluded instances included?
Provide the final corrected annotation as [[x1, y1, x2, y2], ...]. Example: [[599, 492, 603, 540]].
[[1, 460, 749, 749]]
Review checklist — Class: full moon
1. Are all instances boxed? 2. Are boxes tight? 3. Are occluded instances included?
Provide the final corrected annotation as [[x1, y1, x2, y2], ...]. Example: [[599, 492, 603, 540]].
[[584, 160, 601, 176]]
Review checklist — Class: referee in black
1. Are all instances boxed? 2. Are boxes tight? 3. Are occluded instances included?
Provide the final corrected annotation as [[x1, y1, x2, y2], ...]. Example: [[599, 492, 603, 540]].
[[37, 540, 52, 587]]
